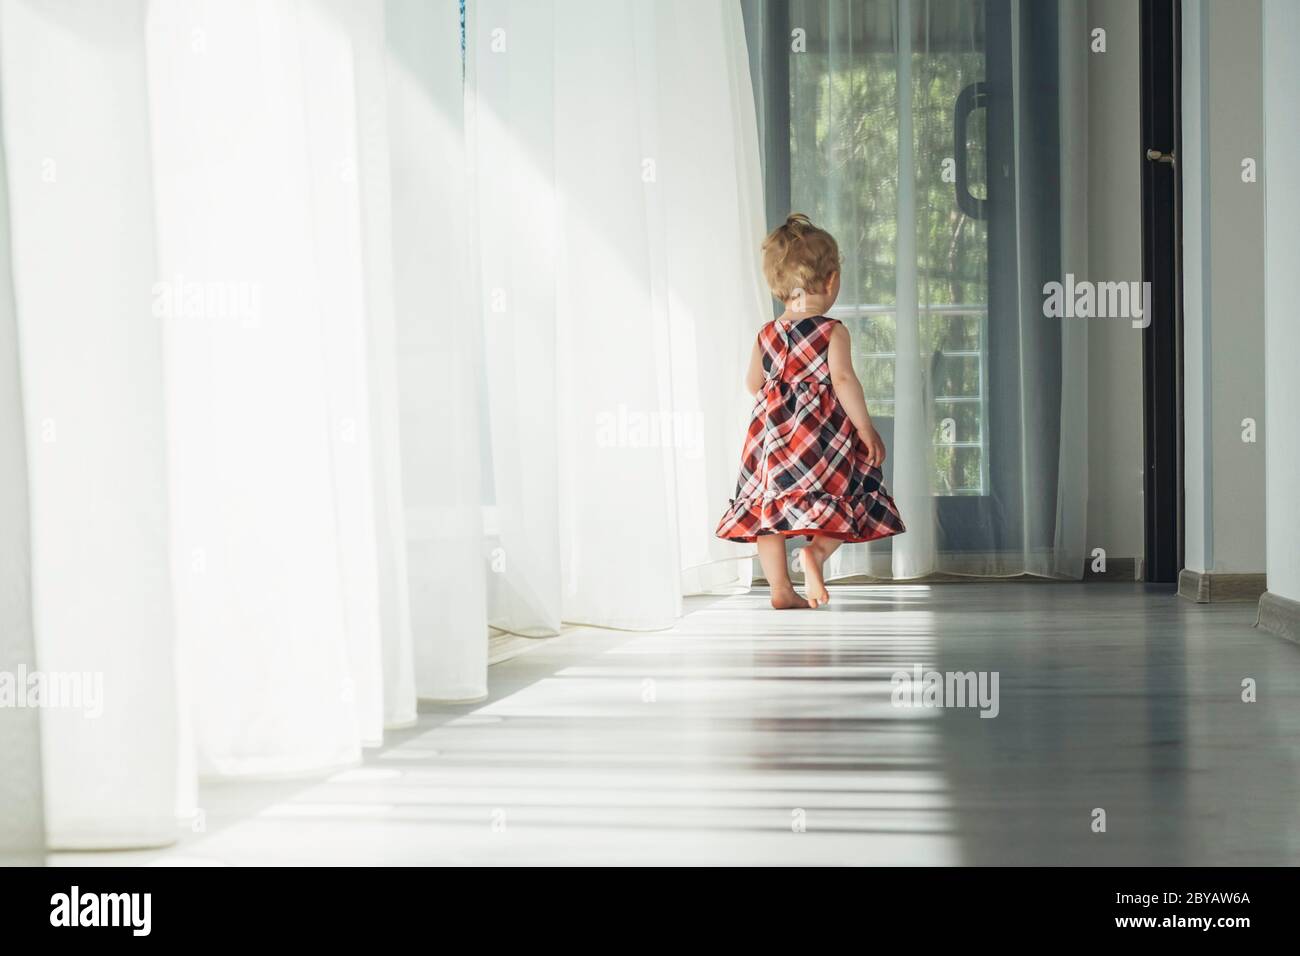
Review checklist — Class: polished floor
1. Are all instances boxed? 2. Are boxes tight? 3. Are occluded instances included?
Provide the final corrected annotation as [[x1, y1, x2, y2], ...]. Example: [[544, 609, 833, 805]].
[[59, 583, 1300, 866]]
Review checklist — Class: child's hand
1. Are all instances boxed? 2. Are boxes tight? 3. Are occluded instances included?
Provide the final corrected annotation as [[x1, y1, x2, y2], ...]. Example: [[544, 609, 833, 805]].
[[857, 425, 886, 468]]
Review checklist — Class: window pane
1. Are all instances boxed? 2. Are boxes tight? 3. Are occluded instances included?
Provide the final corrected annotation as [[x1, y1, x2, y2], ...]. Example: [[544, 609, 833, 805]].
[[933, 400, 982, 444], [924, 313, 982, 352], [844, 313, 896, 353], [858, 357, 895, 401], [933, 445, 983, 495], [932, 353, 981, 398]]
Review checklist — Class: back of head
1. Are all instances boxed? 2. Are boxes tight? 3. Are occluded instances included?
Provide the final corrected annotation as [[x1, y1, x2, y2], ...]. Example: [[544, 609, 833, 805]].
[[761, 213, 840, 303]]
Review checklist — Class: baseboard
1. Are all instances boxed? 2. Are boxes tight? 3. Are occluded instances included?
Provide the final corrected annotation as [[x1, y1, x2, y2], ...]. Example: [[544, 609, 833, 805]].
[[1178, 568, 1268, 603], [1177, 569, 1204, 602], [1256, 591, 1300, 645], [1083, 557, 1140, 582]]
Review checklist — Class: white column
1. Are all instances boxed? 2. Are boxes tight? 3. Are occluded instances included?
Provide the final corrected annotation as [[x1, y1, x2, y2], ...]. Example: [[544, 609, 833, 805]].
[[1262, 0, 1300, 604], [1180, 0, 1213, 573], [1181, 0, 1267, 579]]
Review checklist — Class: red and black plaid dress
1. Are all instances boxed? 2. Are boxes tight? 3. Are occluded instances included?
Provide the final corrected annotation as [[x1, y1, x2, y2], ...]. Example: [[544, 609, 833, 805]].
[[715, 315, 906, 544]]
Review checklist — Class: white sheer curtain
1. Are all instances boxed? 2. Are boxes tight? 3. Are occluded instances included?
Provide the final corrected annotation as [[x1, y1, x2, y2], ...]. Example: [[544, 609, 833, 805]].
[[385, 0, 490, 702], [0, 0, 766, 850], [468, 0, 762, 635], [0, 66, 44, 861], [149, 0, 386, 776], [750, 0, 1089, 580], [0, 0, 479, 848], [1, 0, 179, 848], [143, 0, 486, 773]]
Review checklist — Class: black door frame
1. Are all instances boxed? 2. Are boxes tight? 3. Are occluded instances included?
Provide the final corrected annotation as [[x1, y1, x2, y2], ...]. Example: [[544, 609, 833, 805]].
[[1139, 0, 1184, 584]]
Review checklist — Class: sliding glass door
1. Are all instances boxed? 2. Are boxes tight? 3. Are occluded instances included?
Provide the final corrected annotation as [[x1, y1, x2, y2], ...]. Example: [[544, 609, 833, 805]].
[[744, 0, 1088, 580]]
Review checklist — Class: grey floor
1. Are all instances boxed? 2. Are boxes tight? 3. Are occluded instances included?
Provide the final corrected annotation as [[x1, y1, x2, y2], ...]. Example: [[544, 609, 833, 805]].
[[58, 583, 1300, 866]]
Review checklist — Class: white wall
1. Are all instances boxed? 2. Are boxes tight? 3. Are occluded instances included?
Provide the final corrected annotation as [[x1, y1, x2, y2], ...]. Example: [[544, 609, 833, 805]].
[[1262, 0, 1300, 603], [1181, 0, 1267, 576], [1086, 0, 1145, 564]]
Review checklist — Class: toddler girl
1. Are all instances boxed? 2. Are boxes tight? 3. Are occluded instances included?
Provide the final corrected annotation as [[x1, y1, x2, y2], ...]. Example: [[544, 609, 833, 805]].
[[715, 214, 906, 609]]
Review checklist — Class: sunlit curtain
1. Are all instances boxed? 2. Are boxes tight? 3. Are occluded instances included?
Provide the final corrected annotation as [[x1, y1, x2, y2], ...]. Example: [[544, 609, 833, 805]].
[[1, 0, 180, 848], [0, 0, 766, 852], [746, 0, 1089, 579], [0, 0, 479, 848], [144, 0, 487, 776], [467, 0, 765, 634], [0, 63, 44, 861], [386, 0, 490, 702]]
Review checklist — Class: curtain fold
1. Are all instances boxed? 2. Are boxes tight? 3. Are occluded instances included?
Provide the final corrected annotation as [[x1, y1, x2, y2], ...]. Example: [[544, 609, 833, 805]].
[[0, 57, 44, 862], [146, 0, 376, 775], [469, 0, 763, 635], [332, 0, 420, 726], [386, 0, 488, 701], [889, 0, 937, 579], [1, 0, 179, 847], [469, 0, 564, 637], [1053, 0, 1089, 578], [142, 0, 486, 765], [663, 0, 766, 599]]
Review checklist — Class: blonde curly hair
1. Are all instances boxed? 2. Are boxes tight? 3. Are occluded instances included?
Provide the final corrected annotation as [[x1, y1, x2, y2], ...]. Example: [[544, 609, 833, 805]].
[[761, 213, 841, 303]]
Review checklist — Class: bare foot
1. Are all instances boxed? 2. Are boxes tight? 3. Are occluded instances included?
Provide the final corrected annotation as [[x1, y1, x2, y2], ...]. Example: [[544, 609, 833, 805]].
[[801, 546, 829, 608], [770, 586, 810, 610]]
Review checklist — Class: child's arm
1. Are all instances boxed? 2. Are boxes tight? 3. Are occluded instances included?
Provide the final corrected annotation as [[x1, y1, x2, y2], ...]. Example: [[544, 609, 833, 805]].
[[827, 323, 886, 467], [744, 335, 765, 395]]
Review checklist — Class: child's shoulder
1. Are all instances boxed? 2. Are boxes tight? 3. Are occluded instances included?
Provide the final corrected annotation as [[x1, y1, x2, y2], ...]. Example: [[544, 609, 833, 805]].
[[760, 314, 841, 331]]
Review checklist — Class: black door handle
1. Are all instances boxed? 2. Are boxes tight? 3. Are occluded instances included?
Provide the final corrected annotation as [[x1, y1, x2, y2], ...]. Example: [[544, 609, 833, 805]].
[[954, 81, 988, 220]]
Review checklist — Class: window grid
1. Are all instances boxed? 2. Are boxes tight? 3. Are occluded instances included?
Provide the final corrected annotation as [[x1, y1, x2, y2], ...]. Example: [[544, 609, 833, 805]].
[[829, 302, 990, 495]]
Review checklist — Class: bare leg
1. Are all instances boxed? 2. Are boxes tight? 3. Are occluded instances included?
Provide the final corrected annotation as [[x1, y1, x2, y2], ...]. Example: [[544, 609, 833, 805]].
[[757, 534, 809, 609], [800, 535, 842, 609]]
